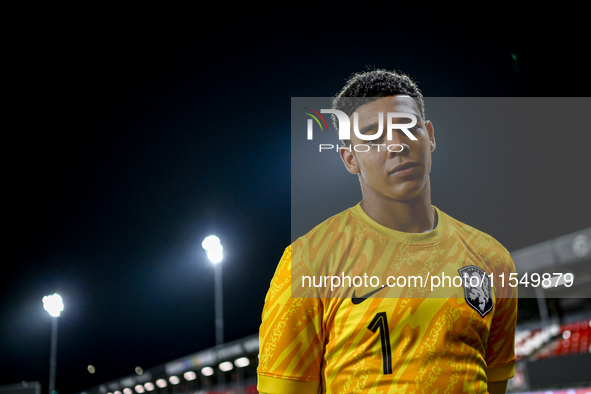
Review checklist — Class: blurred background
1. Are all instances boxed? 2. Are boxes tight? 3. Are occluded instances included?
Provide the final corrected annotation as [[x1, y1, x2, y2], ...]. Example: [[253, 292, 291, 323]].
[[2, 5, 590, 394]]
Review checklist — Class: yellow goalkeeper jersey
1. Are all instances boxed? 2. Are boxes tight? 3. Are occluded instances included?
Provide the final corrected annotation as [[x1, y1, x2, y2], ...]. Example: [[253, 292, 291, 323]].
[[257, 204, 517, 394]]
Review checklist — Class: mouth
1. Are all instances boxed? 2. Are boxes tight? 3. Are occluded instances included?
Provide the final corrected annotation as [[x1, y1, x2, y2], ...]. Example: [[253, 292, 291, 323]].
[[389, 161, 419, 176]]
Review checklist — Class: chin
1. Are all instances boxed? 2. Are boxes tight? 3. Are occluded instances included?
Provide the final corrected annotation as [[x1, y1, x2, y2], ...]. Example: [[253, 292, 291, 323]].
[[388, 184, 427, 201]]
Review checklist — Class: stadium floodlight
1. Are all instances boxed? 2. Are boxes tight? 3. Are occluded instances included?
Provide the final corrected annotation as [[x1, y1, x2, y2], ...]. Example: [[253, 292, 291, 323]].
[[184, 371, 197, 381], [219, 361, 233, 372], [201, 366, 214, 376], [43, 294, 64, 317], [169, 376, 180, 385], [207, 249, 223, 264], [155, 379, 167, 388], [143, 383, 155, 392], [43, 293, 63, 394], [202, 235, 221, 250], [202, 235, 223, 263], [563, 330, 571, 340], [202, 235, 224, 345], [134, 385, 145, 393], [234, 357, 250, 368], [203, 236, 223, 264]]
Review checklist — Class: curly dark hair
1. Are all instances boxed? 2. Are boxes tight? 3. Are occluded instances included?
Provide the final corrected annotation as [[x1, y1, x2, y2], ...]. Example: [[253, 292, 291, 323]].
[[331, 69, 425, 144]]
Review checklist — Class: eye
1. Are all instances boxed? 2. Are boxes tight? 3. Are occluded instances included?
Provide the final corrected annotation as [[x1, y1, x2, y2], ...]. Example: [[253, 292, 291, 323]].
[[410, 125, 422, 134]]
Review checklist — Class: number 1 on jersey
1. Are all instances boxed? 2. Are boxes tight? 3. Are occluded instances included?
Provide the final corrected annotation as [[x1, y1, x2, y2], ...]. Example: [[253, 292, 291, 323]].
[[368, 312, 393, 374]]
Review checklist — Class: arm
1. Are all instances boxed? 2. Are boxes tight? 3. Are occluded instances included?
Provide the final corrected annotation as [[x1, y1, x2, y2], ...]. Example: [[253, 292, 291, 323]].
[[485, 247, 517, 391], [258, 376, 320, 394], [257, 246, 324, 394], [488, 379, 508, 394]]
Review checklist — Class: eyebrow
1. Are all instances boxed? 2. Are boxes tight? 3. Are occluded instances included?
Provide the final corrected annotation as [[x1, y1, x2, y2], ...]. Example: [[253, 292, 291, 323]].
[[358, 113, 420, 134], [358, 122, 380, 135]]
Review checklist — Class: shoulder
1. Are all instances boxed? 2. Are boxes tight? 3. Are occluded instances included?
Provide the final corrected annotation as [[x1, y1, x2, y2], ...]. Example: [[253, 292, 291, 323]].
[[440, 209, 514, 270], [291, 206, 358, 256], [441, 210, 517, 301], [270, 206, 353, 284], [443, 210, 509, 253]]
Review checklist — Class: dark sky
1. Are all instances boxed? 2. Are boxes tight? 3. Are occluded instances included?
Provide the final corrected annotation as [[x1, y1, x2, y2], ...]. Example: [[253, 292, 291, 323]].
[[2, 7, 589, 394]]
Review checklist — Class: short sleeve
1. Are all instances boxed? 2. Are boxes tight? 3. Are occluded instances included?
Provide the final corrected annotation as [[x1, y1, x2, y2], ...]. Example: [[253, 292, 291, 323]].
[[485, 250, 518, 382], [257, 246, 324, 393]]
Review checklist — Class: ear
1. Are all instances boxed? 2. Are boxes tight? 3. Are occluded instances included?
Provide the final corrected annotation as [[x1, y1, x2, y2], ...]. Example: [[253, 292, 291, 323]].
[[425, 120, 436, 151], [339, 144, 360, 174]]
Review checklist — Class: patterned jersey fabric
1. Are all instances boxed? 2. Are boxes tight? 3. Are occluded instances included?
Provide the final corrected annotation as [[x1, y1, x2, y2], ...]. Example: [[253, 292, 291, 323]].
[[258, 204, 517, 394]]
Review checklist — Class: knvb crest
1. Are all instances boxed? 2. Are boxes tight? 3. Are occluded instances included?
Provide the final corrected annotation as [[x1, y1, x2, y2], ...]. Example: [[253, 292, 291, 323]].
[[458, 265, 493, 317]]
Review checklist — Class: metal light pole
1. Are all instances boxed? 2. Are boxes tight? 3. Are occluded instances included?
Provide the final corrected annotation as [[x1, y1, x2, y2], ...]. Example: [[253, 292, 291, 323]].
[[43, 294, 64, 394], [202, 236, 224, 346], [213, 258, 224, 346]]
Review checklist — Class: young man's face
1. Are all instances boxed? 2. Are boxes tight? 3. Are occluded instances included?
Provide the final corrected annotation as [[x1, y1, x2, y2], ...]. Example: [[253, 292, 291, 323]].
[[339, 95, 436, 203]]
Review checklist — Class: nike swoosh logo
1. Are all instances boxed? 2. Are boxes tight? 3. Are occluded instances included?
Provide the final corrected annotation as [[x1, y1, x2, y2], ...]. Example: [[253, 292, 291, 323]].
[[351, 286, 387, 305]]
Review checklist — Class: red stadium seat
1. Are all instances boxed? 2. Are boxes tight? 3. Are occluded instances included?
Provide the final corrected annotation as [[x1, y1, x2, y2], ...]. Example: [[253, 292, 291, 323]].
[[554, 339, 563, 355], [579, 332, 589, 353], [570, 332, 580, 353], [562, 339, 571, 355]]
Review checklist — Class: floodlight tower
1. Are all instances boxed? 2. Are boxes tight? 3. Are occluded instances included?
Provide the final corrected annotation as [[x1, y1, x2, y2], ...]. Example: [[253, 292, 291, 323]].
[[202, 235, 224, 346], [43, 293, 64, 394]]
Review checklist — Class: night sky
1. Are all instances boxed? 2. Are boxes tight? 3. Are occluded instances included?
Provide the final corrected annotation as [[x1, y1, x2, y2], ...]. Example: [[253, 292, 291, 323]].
[[2, 7, 589, 394]]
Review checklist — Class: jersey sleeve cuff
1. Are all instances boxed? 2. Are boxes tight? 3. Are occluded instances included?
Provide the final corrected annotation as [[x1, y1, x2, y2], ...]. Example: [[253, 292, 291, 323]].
[[257, 374, 320, 394], [486, 361, 515, 382]]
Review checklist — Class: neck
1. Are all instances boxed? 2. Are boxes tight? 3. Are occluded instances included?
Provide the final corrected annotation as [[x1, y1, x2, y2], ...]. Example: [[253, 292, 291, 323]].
[[359, 180, 435, 233]]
